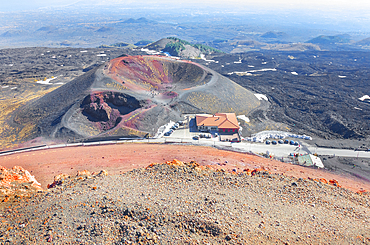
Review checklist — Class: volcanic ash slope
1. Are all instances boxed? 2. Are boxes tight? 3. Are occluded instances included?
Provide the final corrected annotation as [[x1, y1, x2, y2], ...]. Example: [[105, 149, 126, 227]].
[[11, 55, 261, 143], [1, 160, 369, 244]]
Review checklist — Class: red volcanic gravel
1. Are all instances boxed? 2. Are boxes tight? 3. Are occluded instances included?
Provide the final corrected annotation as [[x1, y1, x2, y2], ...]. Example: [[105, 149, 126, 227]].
[[1, 143, 369, 192]]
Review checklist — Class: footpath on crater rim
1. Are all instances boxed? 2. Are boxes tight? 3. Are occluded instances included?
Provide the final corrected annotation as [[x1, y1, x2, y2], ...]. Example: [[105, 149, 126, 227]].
[[0, 159, 369, 244]]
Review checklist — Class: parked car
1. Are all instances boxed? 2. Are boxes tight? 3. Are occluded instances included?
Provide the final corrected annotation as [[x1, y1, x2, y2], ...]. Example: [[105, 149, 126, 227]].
[[290, 140, 295, 145], [272, 140, 277, 145], [278, 140, 284, 144], [266, 140, 271, 145], [284, 139, 289, 144], [193, 135, 199, 140]]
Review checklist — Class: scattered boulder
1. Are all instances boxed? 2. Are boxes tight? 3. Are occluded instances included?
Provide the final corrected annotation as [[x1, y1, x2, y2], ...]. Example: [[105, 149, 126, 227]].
[[48, 170, 107, 189], [0, 166, 42, 200], [47, 173, 70, 188], [319, 178, 328, 184], [329, 179, 341, 187]]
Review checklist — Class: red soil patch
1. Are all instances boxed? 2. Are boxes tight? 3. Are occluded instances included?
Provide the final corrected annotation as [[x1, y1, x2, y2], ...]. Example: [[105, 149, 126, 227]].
[[1, 143, 369, 193], [106, 56, 173, 92]]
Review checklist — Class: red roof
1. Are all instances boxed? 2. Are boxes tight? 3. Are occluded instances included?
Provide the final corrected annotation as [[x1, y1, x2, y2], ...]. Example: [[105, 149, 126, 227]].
[[196, 113, 239, 129]]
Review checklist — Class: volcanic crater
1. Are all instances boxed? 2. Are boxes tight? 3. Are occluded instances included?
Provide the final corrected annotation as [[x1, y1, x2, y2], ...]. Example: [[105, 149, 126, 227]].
[[9, 55, 262, 144]]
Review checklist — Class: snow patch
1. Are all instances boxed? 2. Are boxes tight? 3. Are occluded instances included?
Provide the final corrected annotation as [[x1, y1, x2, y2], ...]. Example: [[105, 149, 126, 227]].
[[227, 68, 276, 75], [153, 121, 175, 138], [2, 86, 9, 88], [291, 71, 298, 75], [10, 87, 17, 90], [140, 48, 162, 55], [338, 75, 346, 78], [237, 115, 250, 123], [254, 94, 268, 101], [234, 58, 242, 64], [80, 50, 88, 53], [245, 130, 312, 143], [97, 54, 107, 57], [359, 95, 370, 101], [199, 54, 216, 62], [36, 77, 58, 85]]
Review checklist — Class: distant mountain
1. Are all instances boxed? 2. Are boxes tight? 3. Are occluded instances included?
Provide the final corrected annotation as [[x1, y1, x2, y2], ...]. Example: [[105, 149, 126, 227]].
[[231, 40, 263, 46], [356, 38, 370, 46], [60, 40, 73, 46], [307, 34, 351, 45], [260, 31, 289, 39], [121, 17, 154, 24], [145, 37, 222, 57], [96, 27, 114, 33], [97, 42, 136, 49], [134, 40, 153, 46], [0, 30, 28, 37], [36, 26, 58, 32]]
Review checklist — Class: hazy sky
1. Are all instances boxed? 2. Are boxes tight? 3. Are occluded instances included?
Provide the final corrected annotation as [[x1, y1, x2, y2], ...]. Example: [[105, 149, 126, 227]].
[[3, 0, 370, 12]]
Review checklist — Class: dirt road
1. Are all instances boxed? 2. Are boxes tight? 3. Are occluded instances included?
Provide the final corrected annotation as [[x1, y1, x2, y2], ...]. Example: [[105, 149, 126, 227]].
[[1, 143, 369, 192]]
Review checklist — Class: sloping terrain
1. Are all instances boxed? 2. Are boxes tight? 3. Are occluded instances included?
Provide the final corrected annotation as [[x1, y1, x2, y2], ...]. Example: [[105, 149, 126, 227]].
[[0, 47, 146, 149], [0, 160, 369, 244], [5, 55, 261, 145], [195, 51, 370, 141]]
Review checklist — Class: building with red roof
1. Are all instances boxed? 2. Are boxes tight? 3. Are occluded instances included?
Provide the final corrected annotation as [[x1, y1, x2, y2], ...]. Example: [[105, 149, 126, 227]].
[[195, 113, 239, 133]]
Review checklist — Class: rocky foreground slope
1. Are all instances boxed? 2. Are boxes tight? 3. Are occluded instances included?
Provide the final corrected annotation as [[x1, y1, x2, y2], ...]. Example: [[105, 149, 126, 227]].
[[0, 160, 369, 244]]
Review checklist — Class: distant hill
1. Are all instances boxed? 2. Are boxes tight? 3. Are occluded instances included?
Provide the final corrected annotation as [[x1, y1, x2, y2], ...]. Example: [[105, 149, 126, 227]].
[[36, 26, 58, 32], [121, 17, 154, 24], [97, 42, 136, 49], [0, 30, 28, 37], [60, 40, 73, 46], [307, 34, 351, 45], [356, 37, 370, 46], [134, 40, 153, 46], [96, 27, 114, 33], [260, 31, 289, 39], [231, 40, 263, 46], [145, 37, 222, 57]]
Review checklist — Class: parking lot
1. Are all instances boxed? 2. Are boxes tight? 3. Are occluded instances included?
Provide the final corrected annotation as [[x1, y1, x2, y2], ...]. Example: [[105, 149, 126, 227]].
[[163, 116, 218, 142]]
